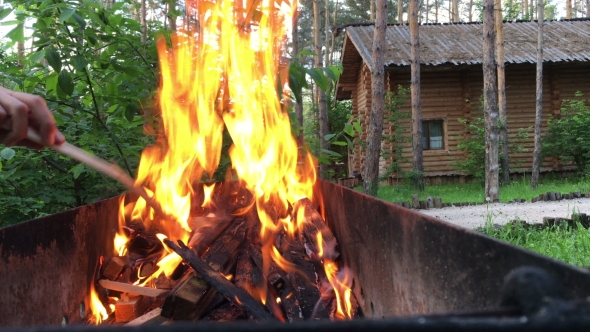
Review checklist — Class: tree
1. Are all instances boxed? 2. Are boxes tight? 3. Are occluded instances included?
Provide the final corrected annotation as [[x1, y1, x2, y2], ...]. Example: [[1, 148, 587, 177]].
[[567, 0, 572, 18], [140, 0, 147, 43], [587, 0, 590, 17], [496, 0, 509, 184], [398, 0, 404, 23], [531, 0, 544, 189], [469, 0, 474, 21], [452, 0, 460, 22], [410, 0, 424, 190], [435, 0, 439, 22], [292, 7, 304, 146], [363, 0, 388, 196], [483, 0, 499, 201], [313, 0, 329, 177]]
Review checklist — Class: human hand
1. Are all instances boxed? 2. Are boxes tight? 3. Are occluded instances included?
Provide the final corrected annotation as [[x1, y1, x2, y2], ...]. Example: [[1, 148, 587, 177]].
[[0, 86, 65, 148]]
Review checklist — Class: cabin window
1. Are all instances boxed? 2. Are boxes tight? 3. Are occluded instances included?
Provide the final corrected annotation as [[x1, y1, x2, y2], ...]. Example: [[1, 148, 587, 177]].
[[422, 120, 444, 150]]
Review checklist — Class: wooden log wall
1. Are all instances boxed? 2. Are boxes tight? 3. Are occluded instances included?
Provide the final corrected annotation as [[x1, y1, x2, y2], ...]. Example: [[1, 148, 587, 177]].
[[348, 62, 590, 179]]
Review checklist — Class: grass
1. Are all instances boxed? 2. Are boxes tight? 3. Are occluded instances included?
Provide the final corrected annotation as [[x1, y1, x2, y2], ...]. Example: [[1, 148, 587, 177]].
[[373, 175, 590, 204], [479, 222, 590, 267]]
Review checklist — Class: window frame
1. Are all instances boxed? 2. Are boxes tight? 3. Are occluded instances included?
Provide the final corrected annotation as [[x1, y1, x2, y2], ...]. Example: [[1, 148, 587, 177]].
[[422, 120, 445, 151]]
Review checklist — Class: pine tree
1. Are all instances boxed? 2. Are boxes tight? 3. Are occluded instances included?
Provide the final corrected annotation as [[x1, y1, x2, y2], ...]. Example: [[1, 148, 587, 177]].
[[363, 0, 388, 195]]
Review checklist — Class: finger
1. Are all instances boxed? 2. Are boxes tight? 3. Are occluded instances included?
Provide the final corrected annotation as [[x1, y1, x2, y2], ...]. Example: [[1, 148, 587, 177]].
[[0, 105, 7, 124], [0, 93, 29, 146], [54, 130, 66, 145], [5, 90, 56, 146]]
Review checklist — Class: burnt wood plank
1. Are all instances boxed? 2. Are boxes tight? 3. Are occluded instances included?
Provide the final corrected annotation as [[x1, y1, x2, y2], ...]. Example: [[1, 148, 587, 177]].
[[278, 234, 329, 320], [164, 239, 276, 322], [162, 218, 246, 320], [292, 198, 339, 260]]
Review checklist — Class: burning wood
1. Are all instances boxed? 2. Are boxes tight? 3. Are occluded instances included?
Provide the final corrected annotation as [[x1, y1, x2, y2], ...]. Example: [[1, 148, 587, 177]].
[[86, 0, 360, 326], [90, 197, 360, 325]]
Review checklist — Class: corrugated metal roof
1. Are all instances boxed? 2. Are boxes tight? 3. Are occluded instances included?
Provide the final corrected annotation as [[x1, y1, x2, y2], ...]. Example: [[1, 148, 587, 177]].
[[345, 20, 590, 67]]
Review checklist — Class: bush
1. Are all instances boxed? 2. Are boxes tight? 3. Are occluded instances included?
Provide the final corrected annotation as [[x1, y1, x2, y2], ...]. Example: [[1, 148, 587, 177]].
[[454, 98, 528, 180], [543, 92, 590, 174]]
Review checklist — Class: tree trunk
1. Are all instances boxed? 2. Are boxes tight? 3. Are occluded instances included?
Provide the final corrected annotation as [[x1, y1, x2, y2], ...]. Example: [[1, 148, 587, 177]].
[[448, 0, 452, 22], [371, 0, 376, 22], [168, 0, 177, 31], [524, 0, 528, 19], [410, 0, 424, 190], [330, 0, 339, 66], [292, 8, 304, 147], [426, 0, 430, 23], [17, 41, 24, 68], [398, 0, 404, 24], [435, 0, 439, 22], [587, 0, 589, 17], [452, 0, 459, 22], [140, 0, 147, 43], [469, 0, 474, 21], [325, 0, 331, 67], [495, 0, 509, 185], [508, 0, 513, 20], [313, 0, 329, 177], [531, 0, 544, 189], [363, 0, 388, 196], [483, 0, 499, 202], [567, 0, 573, 19]]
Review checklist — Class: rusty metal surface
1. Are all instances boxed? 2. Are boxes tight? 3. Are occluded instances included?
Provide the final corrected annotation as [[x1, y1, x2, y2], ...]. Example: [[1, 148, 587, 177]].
[[318, 180, 590, 318], [3, 180, 590, 327], [0, 197, 120, 327], [343, 20, 590, 68]]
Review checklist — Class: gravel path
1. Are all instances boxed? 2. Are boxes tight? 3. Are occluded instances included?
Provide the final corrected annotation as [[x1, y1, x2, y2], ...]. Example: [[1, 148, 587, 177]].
[[418, 197, 590, 229]]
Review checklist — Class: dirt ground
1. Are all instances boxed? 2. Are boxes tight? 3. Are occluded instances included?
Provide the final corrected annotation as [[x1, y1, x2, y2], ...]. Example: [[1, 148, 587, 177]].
[[417, 197, 590, 229]]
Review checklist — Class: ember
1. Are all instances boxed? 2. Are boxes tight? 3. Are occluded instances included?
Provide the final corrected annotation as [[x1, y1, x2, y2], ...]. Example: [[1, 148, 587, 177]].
[[87, 0, 358, 325]]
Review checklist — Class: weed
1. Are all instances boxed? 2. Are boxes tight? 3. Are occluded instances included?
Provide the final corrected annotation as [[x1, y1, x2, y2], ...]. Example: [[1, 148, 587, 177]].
[[479, 222, 590, 267]]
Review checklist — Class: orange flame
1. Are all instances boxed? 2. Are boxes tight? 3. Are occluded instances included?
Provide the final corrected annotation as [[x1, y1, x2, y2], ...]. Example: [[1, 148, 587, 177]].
[[106, 0, 354, 322], [88, 283, 108, 325], [323, 260, 354, 319], [201, 183, 216, 208]]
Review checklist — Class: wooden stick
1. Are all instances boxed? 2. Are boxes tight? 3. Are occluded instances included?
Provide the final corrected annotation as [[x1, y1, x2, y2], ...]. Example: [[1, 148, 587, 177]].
[[163, 239, 276, 322], [25, 128, 165, 216], [98, 279, 167, 298]]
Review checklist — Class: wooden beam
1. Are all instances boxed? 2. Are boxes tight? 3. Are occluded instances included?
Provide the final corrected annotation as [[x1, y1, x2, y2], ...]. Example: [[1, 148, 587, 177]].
[[164, 239, 276, 322], [98, 279, 167, 298]]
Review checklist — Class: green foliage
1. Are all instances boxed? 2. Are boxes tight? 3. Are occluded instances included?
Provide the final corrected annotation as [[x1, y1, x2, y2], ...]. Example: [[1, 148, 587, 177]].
[[454, 98, 528, 181], [380, 86, 410, 182], [479, 221, 590, 267], [543, 92, 590, 174], [0, 0, 161, 224]]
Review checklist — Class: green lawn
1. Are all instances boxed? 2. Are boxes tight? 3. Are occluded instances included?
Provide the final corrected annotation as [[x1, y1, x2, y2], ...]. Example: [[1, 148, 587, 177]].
[[479, 222, 590, 267], [373, 176, 590, 204]]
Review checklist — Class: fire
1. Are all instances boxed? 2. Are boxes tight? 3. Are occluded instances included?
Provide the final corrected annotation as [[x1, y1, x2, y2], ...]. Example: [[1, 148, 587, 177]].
[[88, 283, 108, 324], [323, 260, 354, 319], [201, 183, 216, 208], [99, 0, 354, 322]]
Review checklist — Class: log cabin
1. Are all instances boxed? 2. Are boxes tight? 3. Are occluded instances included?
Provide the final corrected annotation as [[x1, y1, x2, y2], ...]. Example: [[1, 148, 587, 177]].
[[335, 19, 590, 184]]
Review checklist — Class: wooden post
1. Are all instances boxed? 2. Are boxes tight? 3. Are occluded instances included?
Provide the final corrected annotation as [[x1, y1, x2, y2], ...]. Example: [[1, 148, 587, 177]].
[[483, 0, 499, 201], [531, 0, 543, 189], [363, 0, 388, 196], [496, 0, 510, 185], [412, 194, 420, 208]]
